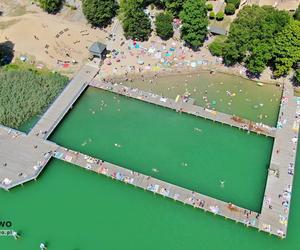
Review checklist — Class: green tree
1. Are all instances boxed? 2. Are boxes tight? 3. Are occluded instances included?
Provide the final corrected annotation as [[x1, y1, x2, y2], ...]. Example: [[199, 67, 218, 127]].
[[272, 21, 300, 77], [294, 4, 300, 21], [221, 5, 291, 75], [179, 0, 208, 49], [155, 12, 174, 40], [216, 11, 224, 21], [209, 11, 215, 19], [165, 0, 186, 17], [225, 3, 236, 15], [120, 0, 152, 41], [82, 0, 118, 27], [38, 0, 63, 13]]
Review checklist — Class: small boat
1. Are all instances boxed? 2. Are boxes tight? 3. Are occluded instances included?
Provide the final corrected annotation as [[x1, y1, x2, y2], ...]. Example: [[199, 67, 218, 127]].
[[257, 82, 264, 86]]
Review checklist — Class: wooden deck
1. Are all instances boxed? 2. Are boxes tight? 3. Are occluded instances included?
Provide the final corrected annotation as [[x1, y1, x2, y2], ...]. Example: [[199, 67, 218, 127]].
[[29, 64, 99, 139], [257, 81, 299, 237], [54, 146, 260, 229], [90, 80, 276, 137]]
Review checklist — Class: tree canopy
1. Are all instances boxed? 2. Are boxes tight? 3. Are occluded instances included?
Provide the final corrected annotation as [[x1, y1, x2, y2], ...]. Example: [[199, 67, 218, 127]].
[[38, 0, 63, 14], [272, 20, 300, 77], [215, 5, 292, 76], [155, 12, 174, 40], [120, 0, 152, 41], [179, 0, 208, 49], [82, 0, 118, 27], [165, 0, 186, 17]]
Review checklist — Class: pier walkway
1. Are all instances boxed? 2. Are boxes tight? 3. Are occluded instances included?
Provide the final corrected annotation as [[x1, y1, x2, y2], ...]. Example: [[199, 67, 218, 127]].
[[258, 81, 300, 237], [54, 146, 260, 230], [29, 64, 99, 139], [0, 125, 58, 190], [90, 80, 276, 137]]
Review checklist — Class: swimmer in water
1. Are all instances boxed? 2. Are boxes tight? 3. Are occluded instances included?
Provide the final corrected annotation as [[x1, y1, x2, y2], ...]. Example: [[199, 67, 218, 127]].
[[114, 143, 121, 148], [194, 127, 202, 132], [40, 243, 47, 250], [152, 168, 159, 173], [220, 180, 225, 188]]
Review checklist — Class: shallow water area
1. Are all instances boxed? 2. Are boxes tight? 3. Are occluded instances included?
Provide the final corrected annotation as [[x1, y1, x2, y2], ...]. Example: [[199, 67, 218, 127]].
[[114, 71, 282, 126]]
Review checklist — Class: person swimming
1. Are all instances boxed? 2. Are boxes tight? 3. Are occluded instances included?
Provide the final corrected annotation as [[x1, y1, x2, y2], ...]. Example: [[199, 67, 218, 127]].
[[152, 168, 159, 173], [219, 180, 225, 188]]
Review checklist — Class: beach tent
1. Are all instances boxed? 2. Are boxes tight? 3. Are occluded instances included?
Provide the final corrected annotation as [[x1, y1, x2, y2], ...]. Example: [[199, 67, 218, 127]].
[[88, 42, 107, 59]]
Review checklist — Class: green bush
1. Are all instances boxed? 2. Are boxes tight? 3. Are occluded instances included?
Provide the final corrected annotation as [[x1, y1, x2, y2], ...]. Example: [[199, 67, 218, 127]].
[[155, 12, 174, 40], [226, 0, 240, 9], [225, 3, 236, 15], [209, 36, 226, 56], [216, 11, 224, 21], [0, 66, 68, 128], [209, 11, 215, 19], [206, 3, 213, 11], [82, 0, 118, 27]]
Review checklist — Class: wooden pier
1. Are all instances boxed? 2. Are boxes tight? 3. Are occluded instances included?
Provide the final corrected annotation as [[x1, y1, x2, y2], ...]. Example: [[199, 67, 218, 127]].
[[54, 146, 260, 229], [29, 64, 99, 139], [90, 80, 276, 137]]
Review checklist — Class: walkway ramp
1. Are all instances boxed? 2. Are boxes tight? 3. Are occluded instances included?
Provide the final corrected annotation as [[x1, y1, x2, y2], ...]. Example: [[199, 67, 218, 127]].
[[29, 64, 99, 139]]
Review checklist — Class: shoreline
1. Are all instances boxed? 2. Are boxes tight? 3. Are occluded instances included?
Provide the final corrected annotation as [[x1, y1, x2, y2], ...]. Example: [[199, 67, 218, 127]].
[[102, 64, 284, 87]]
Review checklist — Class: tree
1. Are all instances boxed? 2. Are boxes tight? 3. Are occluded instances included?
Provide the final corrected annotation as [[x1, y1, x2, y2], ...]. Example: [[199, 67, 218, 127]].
[[294, 4, 300, 21], [120, 0, 152, 41], [155, 12, 174, 40], [225, 3, 236, 15], [209, 11, 215, 19], [165, 0, 186, 17], [216, 11, 224, 21], [220, 5, 291, 75], [272, 21, 300, 77], [82, 0, 118, 27], [38, 0, 63, 14], [179, 0, 208, 49]]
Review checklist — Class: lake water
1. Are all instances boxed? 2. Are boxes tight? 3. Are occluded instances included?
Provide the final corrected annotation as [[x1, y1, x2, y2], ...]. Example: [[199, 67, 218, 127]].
[[2, 73, 297, 250]]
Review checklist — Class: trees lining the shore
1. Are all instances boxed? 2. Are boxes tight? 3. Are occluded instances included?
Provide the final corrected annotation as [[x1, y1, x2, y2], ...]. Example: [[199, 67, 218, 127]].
[[120, 0, 152, 41], [155, 12, 174, 40], [179, 0, 208, 49], [82, 0, 118, 27], [0, 64, 68, 129], [209, 5, 300, 78], [38, 0, 63, 14]]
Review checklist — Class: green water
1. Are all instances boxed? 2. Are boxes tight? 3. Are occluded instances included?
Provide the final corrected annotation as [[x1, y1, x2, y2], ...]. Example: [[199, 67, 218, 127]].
[[50, 88, 272, 212], [116, 71, 282, 126], [2, 75, 296, 250], [1, 155, 300, 250]]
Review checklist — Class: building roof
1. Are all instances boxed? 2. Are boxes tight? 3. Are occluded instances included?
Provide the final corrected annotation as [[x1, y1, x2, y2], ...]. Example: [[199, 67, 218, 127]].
[[89, 42, 107, 57], [208, 26, 227, 36]]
